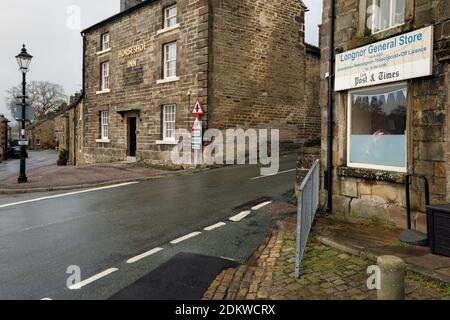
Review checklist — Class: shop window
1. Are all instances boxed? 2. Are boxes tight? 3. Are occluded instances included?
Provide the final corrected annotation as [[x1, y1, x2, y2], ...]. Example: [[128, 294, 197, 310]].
[[163, 42, 177, 79], [348, 83, 407, 172], [164, 4, 177, 29], [162, 104, 176, 141], [368, 0, 405, 34]]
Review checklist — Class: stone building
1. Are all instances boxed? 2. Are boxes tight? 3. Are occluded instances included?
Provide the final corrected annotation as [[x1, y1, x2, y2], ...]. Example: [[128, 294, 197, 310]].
[[0, 114, 9, 161], [79, 0, 321, 164], [26, 112, 58, 149], [320, 0, 450, 231], [54, 94, 84, 165]]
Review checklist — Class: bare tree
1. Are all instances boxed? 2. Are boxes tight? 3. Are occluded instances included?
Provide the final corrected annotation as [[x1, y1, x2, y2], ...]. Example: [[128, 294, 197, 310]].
[[5, 81, 67, 120]]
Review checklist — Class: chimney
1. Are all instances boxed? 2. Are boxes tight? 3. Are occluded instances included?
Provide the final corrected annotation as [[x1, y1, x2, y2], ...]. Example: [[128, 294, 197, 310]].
[[120, 0, 144, 12]]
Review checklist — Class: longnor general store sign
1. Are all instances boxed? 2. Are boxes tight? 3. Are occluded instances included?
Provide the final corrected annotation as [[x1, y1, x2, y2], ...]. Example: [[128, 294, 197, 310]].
[[335, 26, 433, 91]]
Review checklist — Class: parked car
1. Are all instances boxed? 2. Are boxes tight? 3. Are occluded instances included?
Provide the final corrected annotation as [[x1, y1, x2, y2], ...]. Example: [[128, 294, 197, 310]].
[[6, 146, 28, 159]]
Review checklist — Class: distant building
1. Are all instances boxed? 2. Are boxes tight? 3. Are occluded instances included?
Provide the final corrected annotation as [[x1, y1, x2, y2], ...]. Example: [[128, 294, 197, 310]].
[[26, 112, 59, 150], [78, 0, 321, 164], [0, 114, 9, 161]]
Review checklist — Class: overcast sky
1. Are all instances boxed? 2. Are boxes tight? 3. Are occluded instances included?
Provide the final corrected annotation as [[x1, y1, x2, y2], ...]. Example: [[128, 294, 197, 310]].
[[0, 0, 322, 119]]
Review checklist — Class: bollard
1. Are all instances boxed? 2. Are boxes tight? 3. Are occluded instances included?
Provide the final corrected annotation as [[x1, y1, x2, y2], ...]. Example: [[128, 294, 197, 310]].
[[377, 255, 405, 300]]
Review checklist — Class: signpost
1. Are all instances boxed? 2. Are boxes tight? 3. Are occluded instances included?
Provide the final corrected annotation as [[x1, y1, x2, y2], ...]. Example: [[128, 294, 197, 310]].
[[191, 99, 204, 166]]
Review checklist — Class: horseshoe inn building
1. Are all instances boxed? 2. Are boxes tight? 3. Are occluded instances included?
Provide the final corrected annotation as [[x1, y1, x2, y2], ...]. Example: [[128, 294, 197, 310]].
[[78, 0, 321, 164], [321, 0, 450, 229]]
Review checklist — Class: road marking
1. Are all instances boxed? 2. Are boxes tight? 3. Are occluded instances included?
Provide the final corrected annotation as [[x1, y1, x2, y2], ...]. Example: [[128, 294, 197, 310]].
[[41, 298, 52, 300], [229, 211, 252, 222], [0, 182, 139, 209], [68, 268, 119, 290], [252, 201, 273, 211], [250, 169, 296, 180], [127, 247, 164, 264], [170, 232, 202, 244], [204, 222, 226, 231]]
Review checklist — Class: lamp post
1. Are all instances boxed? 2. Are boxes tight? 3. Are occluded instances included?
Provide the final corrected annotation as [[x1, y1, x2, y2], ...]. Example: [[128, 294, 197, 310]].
[[15, 44, 33, 183]]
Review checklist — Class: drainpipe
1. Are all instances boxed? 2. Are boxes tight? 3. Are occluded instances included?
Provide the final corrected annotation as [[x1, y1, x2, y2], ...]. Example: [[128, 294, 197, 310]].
[[326, 0, 336, 213]]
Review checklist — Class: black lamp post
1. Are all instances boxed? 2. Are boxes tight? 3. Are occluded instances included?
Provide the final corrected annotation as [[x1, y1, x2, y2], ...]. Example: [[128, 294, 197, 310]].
[[15, 44, 33, 183]]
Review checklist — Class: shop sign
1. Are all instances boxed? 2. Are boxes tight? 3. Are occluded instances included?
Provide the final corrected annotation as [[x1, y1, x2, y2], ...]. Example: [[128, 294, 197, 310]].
[[335, 26, 433, 91]]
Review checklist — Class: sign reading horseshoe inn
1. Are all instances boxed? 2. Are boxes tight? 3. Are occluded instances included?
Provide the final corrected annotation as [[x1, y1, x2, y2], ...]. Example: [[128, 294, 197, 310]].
[[335, 26, 434, 91]]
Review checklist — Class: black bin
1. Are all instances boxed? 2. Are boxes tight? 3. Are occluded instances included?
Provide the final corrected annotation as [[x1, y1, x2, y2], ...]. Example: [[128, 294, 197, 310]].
[[427, 204, 450, 257]]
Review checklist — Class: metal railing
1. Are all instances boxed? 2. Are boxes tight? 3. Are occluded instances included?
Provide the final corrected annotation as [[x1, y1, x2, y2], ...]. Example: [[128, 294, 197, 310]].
[[295, 159, 320, 278]]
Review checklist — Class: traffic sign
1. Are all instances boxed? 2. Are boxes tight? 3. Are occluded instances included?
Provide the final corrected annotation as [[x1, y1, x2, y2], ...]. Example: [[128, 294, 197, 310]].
[[18, 140, 29, 146], [191, 99, 205, 116], [192, 117, 202, 131]]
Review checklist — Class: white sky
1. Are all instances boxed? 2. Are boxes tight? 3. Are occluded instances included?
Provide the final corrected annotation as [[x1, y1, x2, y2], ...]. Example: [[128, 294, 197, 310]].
[[0, 0, 323, 119]]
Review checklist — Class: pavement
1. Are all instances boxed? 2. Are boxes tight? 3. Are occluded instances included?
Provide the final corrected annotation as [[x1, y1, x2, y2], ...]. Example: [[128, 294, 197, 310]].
[[313, 214, 450, 284], [0, 150, 56, 179], [0, 153, 297, 300], [0, 162, 177, 193], [203, 205, 450, 300]]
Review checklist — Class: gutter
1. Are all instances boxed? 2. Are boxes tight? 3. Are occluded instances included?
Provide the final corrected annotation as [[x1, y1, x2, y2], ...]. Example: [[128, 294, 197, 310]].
[[326, 0, 336, 213]]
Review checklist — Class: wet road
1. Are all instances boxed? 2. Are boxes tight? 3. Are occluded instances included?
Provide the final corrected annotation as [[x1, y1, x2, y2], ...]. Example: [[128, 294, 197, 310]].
[[0, 150, 56, 179], [0, 154, 297, 300]]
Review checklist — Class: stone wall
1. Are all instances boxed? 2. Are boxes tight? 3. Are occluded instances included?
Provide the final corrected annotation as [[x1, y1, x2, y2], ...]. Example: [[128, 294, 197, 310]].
[[82, 0, 208, 164], [320, 0, 450, 231], [209, 0, 321, 150]]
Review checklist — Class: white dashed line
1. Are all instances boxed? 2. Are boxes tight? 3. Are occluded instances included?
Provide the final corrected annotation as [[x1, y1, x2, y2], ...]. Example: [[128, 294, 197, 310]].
[[127, 247, 164, 264], [41, 298, 53, 300], [0, 182, 139, 209], [251, 201, 273, 211], [68, 268, 119, 290], [229, 211, 252, 222], [170, 232, 202, 244], [204, 222, 226, 231], [250, 169, 296, 180]]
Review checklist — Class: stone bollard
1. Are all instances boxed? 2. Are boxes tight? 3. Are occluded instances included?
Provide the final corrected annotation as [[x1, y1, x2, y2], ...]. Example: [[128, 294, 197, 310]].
[[377, 255, 405, 300]]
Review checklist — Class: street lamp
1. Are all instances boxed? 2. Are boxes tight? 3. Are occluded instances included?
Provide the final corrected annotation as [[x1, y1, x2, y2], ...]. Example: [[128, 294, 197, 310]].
[[15, 44, 33, 183]]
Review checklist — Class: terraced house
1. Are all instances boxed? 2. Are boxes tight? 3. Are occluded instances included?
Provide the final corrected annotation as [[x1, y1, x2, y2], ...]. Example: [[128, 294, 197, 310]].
[[79, 0, 321, 164], [321, 0, 450, 231]]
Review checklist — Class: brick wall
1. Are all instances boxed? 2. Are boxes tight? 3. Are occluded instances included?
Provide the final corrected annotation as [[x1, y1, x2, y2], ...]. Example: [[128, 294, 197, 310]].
[[320, 0, 450, 230], [208, 0, 321, 150]]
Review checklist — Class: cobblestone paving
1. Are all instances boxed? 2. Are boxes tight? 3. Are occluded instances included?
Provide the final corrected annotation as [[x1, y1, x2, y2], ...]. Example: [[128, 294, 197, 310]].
[[203, 228, 450, 300]]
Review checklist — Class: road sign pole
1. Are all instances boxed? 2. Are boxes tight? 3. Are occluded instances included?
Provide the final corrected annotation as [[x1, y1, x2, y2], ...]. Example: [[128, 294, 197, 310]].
[[18, 71, 28, 183]]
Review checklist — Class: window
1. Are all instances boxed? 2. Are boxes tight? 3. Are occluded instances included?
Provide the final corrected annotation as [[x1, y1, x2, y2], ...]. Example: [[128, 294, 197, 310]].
[[101, 62, 110, 91], [163, 42, 177, 79], [101, 111, 109, 140], [369, 0, 405, 33], [101, 33, 110, 51], [348, 83, 407, 172], [164, 5, 177, 29], [163, 105, 176, 141]]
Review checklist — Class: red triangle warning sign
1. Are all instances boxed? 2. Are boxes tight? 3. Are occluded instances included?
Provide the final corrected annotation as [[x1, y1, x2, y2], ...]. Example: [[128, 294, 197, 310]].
[[191, 99, 205, 116], [192, 117, 202, 131]]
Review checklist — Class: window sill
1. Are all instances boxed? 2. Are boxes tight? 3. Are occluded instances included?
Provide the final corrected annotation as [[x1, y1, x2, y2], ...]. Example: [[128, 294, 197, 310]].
[[96, 138, 111, 143], [156, 140, 178, 145], [337, 166, 406, 184], [156, 77, 179, 85], [96, 89, 111, 95], [157, 24, 180, 35], [96, 48, 111, 56]]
